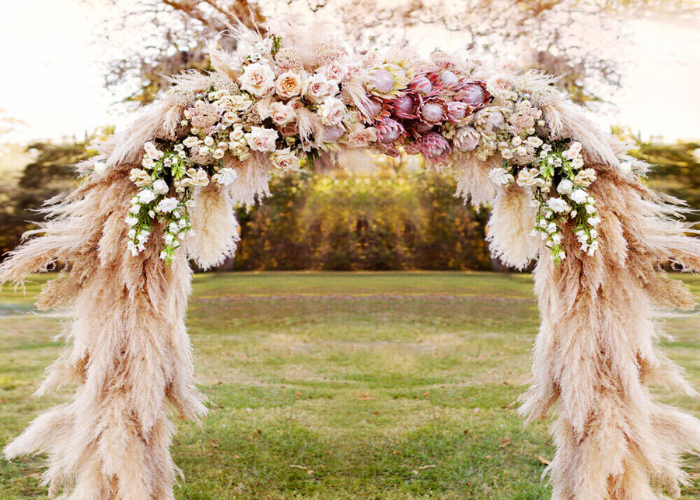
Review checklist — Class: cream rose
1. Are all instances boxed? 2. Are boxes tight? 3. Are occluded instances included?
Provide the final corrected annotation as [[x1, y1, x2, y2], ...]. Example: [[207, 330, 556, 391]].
[[245, 126, 279, 152], [347, 125, 377, 148], [239, 62, 275, 97], [272, 148, 300, 170], [319, 97, 346, 126], [275, 72, 303, 99], [269, 102, 297, 126], [303, 74, 339, 104]]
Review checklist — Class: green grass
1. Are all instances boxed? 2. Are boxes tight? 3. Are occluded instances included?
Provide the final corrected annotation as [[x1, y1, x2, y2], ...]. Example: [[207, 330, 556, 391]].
[[0, 271, 698, 499]]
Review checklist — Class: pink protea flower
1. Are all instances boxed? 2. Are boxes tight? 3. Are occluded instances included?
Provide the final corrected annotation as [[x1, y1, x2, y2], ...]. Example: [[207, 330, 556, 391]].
[[376, 118, 405, 144], [418, 132, 451, 160], [420, 97, 447, 125], [455, 81, 491, 110], [409, 75, 432, 94], [392, 91, 422, 119], [438, 70, 460, 89], [446, 101, 470, 122], [360, 97, 390, 123]]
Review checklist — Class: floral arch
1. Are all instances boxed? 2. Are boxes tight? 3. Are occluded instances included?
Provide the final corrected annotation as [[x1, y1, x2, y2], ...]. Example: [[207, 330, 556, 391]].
[[2, 25, 700, 500]]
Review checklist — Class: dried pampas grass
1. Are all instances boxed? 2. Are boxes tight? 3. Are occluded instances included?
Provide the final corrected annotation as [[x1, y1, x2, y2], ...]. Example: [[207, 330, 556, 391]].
[[1, 24, 700, 500]]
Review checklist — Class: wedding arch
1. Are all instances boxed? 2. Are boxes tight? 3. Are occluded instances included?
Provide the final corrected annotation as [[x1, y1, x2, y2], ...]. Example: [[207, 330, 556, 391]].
[[2, 24, 700, 500]]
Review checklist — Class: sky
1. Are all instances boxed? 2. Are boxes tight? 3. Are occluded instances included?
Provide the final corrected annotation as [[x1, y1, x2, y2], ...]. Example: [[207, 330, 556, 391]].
[[0, 0, 698, 145]]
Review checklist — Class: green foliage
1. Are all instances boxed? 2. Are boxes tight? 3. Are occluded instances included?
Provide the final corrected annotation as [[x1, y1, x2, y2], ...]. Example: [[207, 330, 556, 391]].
[[629, 137, 700, 222], [0, 139, 96, 254]]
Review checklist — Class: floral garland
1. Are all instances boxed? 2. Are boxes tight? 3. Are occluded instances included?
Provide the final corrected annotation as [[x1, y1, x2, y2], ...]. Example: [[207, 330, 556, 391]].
[[116, 33, 601, 264]]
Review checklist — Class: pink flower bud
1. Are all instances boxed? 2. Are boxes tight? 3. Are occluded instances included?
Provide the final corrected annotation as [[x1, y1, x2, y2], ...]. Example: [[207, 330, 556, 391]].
[[409, 75, 432, 94]]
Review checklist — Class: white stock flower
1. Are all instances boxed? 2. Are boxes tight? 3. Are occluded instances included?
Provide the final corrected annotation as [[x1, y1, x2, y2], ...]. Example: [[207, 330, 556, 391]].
[[152, 179, 169, 196], [137, 189, 156, 204], [156, 197, 179, 213], [488, 167, 515, 186], [239, 62, 276, 97], [245, 126, 279, 152], [570, 189, 588, 204], [212, 167, 239, 186], [94, 160, 107, 175], [557, 179, 574, 195], [319, 97, 346, 126], [547, 197, 569, 213]]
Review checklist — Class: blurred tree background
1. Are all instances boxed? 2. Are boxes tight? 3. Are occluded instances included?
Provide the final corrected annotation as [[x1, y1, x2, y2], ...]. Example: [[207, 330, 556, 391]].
[[1, 0, 698, 269]]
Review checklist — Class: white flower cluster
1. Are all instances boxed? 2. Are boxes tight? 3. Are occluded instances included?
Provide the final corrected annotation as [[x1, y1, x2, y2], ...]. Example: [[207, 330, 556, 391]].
[[489, 138, 600, 263], [127, 139, 243, 263]]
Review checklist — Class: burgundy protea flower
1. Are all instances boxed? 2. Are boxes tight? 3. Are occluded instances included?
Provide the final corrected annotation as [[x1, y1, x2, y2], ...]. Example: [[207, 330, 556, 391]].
[[409, 74, 432, 94], [392, 91, 422, 119], [418, 132, 452, 160], [376, 118, 405, 144], [446, 101, 470, 122], [420, 97, 447, 125], [455, 81, 491, 110], [360, 97, 390, 124]]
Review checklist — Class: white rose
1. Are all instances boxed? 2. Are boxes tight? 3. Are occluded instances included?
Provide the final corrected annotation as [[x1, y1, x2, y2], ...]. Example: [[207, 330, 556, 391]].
[[319, 97, 346, 126], [183, 136, 200, 148], [547, 197, 569, 213], [213, 149, 225, 159], [571, 158, 584, 169], [570, 189, 588, 204], [152, 179, 169, 196], [269, 102, 296, 126], [204, 136, 215, 147], [557, 179, 574, 195], [156, 197, 179, 213], [245, 126, 279, 152], [230, 128, 245, 141], [138, 189, 156, 204], [239, 62, 275, 97]]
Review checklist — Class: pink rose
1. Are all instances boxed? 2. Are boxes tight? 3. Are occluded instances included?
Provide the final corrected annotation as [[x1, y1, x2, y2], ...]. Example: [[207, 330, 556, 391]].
[[245, 126, 279, 152], [319, 97, 346, 126], [303, 74, 339, 104], [239, 62, 275, 97], [269, 102, 296, 126]]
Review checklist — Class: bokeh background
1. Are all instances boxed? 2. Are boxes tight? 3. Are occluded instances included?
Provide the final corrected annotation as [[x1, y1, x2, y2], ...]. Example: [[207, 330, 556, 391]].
[[0, 0, 698, 269]]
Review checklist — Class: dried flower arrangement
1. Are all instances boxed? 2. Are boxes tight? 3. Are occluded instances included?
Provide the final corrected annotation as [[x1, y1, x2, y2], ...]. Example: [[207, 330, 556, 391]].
[[2, 23, 699, 500]]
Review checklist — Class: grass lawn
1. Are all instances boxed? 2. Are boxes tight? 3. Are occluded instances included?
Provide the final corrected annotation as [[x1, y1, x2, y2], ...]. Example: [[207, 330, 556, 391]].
[[0, 271, 699, 499]]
